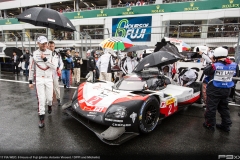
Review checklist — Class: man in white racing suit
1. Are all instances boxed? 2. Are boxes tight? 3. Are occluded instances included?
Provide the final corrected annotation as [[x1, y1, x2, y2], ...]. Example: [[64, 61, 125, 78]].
[[121, 52, 139, 75], [29, 36, 57, 128]]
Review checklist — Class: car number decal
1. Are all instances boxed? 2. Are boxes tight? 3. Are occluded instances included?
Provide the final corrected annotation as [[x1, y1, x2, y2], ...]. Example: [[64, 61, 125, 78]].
[[93, 106, 104, 112], [86, 96, 102, 105], [160, 98, 177, 117]]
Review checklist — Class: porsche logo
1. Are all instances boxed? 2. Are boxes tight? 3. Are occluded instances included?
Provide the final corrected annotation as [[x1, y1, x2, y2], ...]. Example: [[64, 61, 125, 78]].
[[229, 0, 234, 4], [100, 10, 103, 14], [156, 5, 160, 9], [77, 12, 80, 16], [127, 7, 131, 12]]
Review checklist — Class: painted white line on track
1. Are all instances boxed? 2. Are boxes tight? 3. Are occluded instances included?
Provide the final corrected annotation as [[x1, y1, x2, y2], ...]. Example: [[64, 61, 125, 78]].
[[0, 79, 77, 89], [0, 79, 29, 84]]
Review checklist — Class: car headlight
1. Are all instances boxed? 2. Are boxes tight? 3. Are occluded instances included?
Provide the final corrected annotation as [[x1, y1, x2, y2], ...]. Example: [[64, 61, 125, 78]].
[[105, 105, 127, 119], [72, 90, 78, 100]]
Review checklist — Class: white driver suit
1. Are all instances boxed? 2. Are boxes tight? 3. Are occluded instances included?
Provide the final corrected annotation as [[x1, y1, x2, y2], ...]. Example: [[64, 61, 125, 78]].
[[29, 49, 57, 115], [121, 56, 139, 75]]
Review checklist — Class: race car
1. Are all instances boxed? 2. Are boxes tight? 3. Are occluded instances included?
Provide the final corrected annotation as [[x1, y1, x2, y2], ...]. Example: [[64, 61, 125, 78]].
[[62, 68, 201, 145]]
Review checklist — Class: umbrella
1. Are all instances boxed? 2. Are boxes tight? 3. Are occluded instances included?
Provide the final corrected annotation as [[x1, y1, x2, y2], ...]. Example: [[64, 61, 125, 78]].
[[154, 38, 185, 59], [123, 45, 150, 52], [4, 47, 23, 57], [182, 42, 191, 51], [16, 7, 76, 32], [100, 37, 133, 50], [133, 51, 180, 72]]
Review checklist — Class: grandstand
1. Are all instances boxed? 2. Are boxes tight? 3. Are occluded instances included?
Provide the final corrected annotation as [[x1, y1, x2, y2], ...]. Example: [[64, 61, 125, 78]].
[[0, 0, 239, 58]]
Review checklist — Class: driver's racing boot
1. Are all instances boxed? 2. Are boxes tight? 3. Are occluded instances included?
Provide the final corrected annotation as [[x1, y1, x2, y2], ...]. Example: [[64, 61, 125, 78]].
[[39, 115, 45, 128]]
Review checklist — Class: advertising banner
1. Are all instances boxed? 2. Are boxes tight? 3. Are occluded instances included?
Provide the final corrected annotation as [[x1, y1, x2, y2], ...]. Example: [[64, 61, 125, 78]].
[[0, 0, 240, 25], [112, 16, 152, 42]]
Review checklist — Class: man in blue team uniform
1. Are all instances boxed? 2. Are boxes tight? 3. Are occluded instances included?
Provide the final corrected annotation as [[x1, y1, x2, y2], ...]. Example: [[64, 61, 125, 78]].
[[203, 47, 239, 132], [62, 49, 74, 88]]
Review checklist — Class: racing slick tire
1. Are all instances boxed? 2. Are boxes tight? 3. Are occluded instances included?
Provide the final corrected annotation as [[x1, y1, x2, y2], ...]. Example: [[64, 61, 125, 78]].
[[139, 96, 160, 134]]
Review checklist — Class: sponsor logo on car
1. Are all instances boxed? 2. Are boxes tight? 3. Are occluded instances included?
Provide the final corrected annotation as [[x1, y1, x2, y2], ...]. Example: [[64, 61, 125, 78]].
[[130, 112, 137, 123], [105, 118, 123, 123], [112, 123, 131, 127]]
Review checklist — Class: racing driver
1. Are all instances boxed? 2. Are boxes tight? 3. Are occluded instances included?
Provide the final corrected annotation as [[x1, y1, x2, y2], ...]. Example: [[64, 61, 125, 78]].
[[28, 36, 57, 128]]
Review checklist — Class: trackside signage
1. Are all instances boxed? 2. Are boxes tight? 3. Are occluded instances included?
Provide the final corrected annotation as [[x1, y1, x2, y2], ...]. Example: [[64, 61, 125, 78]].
[[112, 16, 152, 42]]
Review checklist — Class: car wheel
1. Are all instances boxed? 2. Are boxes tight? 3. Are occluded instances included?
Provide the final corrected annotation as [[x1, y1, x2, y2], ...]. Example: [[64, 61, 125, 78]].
[[139, 96, 160, 134]]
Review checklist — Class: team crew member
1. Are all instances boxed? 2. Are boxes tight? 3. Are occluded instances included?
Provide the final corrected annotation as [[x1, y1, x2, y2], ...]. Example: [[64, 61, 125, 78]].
[[86, 50, 96, 82], [48, 41, 63, 106], [23, 49, 31, 76], [73, 52, 83, 85], [62, 49, 73, 88], [12, 51, 20, 75], [96, 50, 114, 82], [203, 47, 239, 132], [28, 36, 57, 128]]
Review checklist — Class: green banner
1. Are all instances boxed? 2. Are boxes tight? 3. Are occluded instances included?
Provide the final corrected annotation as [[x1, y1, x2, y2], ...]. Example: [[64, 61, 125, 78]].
[[0, 0, 239, 25]]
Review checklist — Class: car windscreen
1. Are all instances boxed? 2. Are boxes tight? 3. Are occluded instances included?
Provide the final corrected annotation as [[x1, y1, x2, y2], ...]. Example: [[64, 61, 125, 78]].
[[115, 78, 146, 91]]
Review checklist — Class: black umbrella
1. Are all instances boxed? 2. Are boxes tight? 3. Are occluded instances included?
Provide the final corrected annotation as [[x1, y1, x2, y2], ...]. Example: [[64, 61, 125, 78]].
[[154, 38, 185, 59], [133, 51, 180, 72], [4, 47, 23, 57], [123, 45, 150, 52], [16, 7, 76, 32]]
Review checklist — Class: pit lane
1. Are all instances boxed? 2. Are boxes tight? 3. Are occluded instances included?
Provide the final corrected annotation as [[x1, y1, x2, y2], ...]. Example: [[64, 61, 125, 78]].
[[0, 72, 239, 160]]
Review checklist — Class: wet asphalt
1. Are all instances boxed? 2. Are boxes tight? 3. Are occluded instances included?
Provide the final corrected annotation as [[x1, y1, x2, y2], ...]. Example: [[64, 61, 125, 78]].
[[0, 72, 239, 160]]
